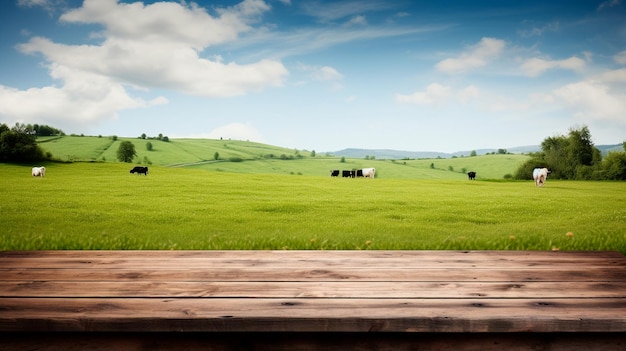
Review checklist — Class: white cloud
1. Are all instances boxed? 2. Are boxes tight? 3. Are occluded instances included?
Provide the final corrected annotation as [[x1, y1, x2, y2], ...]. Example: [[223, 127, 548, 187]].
[[395, 83, 452, 105], [204, 123, 264, 142], [435, 37, 505, 74], [614, 50, 626, 65], [1, 0, 289, 125], [553, 80, 626, 123], [520, 56, 586, 77], [597, 68, 626, 83], [0, 76, 166, 125]]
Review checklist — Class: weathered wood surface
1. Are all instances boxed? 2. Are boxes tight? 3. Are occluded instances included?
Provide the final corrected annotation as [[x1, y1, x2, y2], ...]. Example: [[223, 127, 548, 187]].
[[1, 250, 625, 350]]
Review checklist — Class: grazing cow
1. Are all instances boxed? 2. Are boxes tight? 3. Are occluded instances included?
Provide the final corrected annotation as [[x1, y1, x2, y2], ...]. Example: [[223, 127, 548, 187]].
[[361, 167, 375, 178], [342, 170, 355, 178], [330, 170, 339, 177], [32, 166, 45, 177], [130, 166, 149, 175], [356, 169, 363, 177], [532, 168, 550, 186], [467, 171, 476, 180]]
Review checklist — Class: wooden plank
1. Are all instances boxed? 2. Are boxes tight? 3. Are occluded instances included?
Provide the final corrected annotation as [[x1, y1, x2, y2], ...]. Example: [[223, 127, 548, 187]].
[[1, 250, 624, 341], [1, 297, 625, 332], [2, 266, 624, 281], [1, 250, 623, 269], [2, 281, 625, 298], [2, 250, 623, 259]]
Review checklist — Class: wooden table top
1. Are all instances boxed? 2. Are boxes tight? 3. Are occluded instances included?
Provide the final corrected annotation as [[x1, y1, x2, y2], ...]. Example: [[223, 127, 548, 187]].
[[1, 250, 625, 333]]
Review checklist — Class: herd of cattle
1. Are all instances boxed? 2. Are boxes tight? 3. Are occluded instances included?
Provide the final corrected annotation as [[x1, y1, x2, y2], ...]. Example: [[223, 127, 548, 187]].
[[331, 168, 376, 178], [31, 165, 551, 185]]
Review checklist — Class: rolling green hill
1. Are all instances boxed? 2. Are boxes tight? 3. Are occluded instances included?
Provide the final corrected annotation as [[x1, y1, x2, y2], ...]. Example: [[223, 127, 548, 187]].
[[37, 136, 529, 179]]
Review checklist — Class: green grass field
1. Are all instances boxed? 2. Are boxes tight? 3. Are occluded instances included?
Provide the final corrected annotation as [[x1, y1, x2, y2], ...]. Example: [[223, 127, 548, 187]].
[[37, 136, 528, 179], [1, 162, 624, 252]]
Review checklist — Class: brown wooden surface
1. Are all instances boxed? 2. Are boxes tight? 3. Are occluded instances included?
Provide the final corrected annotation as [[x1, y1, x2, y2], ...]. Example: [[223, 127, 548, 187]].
[[1, 250, 625, 349]]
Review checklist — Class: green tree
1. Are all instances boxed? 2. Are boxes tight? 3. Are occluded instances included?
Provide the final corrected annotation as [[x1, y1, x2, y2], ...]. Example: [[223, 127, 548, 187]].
[[0, 123, 45, 162], [214, 152, 219, 160], [516, 125, 603, 180], [470, 150, 477, 157], [602, 152, 626, 180], [146, 142, 153, 151], [117, 141, 136, 163], [310, 150, 316, 157]]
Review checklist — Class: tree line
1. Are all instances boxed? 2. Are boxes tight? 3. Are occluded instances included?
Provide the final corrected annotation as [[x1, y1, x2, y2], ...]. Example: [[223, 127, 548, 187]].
[[0, 123, 49, 162], [2, 123, 625, 180], [514, 126, 626, 180]]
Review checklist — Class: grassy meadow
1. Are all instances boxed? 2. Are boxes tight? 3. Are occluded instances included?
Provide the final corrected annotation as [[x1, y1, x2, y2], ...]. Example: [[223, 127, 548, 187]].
[[37, 136, 528, 179], [1, 162, 624, 252]]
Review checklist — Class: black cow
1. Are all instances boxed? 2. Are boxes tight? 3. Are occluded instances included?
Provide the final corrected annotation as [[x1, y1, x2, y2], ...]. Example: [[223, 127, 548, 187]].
[[356, 169, 364, 177], [330, 170, 340, 177], [342, 170, 355, 178], [130, 166, 149, 175], [467, 171, 476, 180]]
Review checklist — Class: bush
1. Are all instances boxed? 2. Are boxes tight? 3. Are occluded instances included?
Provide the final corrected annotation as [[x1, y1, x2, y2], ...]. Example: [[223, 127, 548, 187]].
[[602, 152, 626, 180]]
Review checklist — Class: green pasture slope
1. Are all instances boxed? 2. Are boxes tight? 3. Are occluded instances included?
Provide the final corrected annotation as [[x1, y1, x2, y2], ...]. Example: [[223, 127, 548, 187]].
[[37, 136, 527, 179], [1, 162, 624, 253]]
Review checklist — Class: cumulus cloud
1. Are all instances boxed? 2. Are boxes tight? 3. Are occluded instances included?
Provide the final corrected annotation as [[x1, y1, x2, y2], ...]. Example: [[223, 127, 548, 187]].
[[520, 56, 586, 77], [435, 37, 505, 74], [0, 75, 166, 125], [553, 80, 626, 123], [597, 68, 626, 83], [1, 0, 288, 125]]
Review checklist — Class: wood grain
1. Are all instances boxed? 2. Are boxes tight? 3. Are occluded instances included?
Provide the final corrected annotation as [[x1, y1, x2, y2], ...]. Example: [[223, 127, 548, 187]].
[[1, 250, 624, 349]]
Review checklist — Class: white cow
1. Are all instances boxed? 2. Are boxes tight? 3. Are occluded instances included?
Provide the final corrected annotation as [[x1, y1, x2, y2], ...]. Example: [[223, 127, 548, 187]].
[[532, 168, 549, 187], [362, 167, 376, 178], [32, 166, 46, 177]]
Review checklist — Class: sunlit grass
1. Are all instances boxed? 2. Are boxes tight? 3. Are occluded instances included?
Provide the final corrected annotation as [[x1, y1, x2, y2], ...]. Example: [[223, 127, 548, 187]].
[[1, 163, 624, 252]]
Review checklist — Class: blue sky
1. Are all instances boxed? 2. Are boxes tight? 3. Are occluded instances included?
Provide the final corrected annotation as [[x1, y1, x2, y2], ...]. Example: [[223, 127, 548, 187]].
[[1, 0, 625, 153]]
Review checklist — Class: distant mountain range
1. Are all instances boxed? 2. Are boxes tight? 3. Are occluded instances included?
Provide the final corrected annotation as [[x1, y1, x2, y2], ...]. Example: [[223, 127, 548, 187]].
[[329, 144, 623, 159]]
